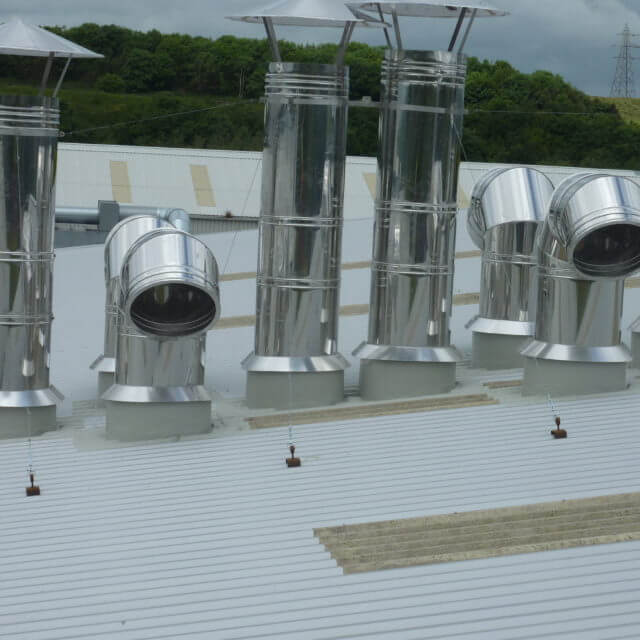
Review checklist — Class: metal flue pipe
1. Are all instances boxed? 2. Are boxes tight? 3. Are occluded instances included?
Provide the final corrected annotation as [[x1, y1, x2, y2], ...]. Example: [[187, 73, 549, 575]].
[[91, 215, 175, 395], [90, 208, 191, 394], [0, 95, 61, 438], [242, 62, 350, 409], [354, 49, 466, 400], [57, 203, 191, 232], [102, 223, 220, 440], [522, 173, 640, 396], [467, 167, 554, 369]]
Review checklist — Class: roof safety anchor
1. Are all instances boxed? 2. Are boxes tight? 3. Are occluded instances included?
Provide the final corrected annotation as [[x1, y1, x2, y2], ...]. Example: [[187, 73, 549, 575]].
[[551, 416, 567, 439], [26, 472, 41, 497], [286, 444, 301, 468]]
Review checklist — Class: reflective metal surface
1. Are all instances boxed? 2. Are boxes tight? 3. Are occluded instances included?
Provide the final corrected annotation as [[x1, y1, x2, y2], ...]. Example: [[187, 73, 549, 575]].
[[353, 343, 462, 362], [244, 62, 349, 373], [0, 95, 59, 407], [468, 167, 553, 336], [116, 327, 205, 386], [523, 173, 640, 364], [547, 173, 640, 279], [350, 1, 507, 18], [521, 340, 631, 364], [121, 228, 220, 338], [357, 50, 466, 362], [227, 0, 368, 26], [104, 222, 220, 408], [0, 17, 103, 58], [93, 215, 174, 373], [0, 388, 61, 408], [242, 353, 349, 373], [102, 384, 210, 404]]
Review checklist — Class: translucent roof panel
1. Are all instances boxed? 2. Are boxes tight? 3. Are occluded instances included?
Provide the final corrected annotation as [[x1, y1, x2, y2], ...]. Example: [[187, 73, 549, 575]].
[[349, 0, 507, 18], [0, 17, 103, 58]]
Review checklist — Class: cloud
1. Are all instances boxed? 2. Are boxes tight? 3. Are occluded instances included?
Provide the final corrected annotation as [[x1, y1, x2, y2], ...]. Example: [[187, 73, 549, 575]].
[[2, 0, 639, 95]]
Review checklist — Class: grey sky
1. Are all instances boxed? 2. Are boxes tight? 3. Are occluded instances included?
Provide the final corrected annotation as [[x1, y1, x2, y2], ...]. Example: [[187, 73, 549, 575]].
[[5, 0, 640, 96]]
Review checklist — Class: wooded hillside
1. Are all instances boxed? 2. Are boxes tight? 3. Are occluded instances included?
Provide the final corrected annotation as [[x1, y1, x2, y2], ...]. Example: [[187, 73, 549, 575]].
[[3, 23, 639, 168]]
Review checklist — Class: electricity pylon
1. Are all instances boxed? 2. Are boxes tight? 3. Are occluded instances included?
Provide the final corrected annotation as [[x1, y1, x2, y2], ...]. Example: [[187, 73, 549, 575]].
[[610, 24, 639, 98]]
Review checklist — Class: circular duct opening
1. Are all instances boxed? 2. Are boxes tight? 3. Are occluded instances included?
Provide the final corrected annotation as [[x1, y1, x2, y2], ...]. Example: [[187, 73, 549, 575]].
[[573, 224, 640, 278], [130, 284, 216, 337]]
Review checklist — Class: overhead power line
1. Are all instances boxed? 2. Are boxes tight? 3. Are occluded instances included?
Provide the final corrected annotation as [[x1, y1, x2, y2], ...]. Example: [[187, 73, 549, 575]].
[[61, 100, 258, 138], [60, 100, 629, 139]]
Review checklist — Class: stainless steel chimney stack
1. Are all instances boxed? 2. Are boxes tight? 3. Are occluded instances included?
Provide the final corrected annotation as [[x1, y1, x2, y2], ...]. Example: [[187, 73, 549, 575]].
[[353, 49, 467, 399], [0, 20, 101, 437], [102, 218, 221, 440], [226, 3, 376, 410], [0, 96, 60, 437], [522, 173, 640, 396], [242, 61, 350, 409], [467, 167, 554, 369], [349, 0, 505, 400]]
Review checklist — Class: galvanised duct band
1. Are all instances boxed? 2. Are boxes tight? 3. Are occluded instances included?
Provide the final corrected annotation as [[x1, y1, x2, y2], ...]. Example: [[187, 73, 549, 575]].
[[0, 95, 60, 412], [355, 50, 466, 365], [522, 173, 640, 367], [467, 167, 554, 338], [242, 62, 349, 375]]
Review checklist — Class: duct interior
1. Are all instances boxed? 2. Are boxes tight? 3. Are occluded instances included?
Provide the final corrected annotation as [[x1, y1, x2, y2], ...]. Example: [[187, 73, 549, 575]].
[[243, 62, 349, 410], [102, 224, 220, 440], [354, 50, 466, 400], [522, 173, 640, 396], [467, 167, 554, 369], [0, 95, 60, 438]]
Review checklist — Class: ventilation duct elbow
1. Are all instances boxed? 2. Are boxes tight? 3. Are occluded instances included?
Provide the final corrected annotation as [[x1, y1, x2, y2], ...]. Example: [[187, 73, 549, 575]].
[[522, 173, 640, 396], [540, 173, 640, 280], [467, 167, 554, 369], [120, 228, 220, 338], [102, 222, 220, 440], [90, 215, 174, 394]]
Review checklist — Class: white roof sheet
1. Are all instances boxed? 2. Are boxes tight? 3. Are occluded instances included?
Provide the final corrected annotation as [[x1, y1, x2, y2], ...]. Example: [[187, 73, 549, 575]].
[[0, 17, 103, 58]]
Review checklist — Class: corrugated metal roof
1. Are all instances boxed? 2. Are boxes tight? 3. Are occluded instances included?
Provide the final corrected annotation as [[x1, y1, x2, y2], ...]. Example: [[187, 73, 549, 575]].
[[2, 388, 640, 638]]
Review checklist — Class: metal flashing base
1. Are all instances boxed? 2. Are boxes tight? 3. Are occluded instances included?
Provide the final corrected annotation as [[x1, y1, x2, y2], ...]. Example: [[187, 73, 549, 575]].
[[522, 358, 629, 396], [104, 385, 212, 441], [359, 360, 457, 401], [97, 372, 115, 399], [472, 332, 533, 370], [0, 405, 57, 439], [245, 370, 345, 410]]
